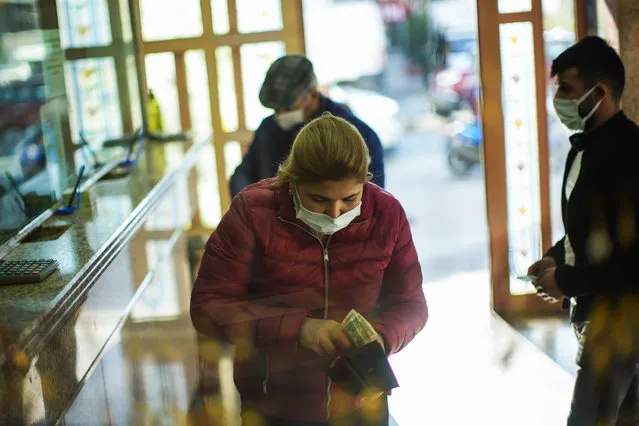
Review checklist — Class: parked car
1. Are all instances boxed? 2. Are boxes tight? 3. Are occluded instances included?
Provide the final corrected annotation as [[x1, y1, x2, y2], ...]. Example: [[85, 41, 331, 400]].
[[327, 84, 403, 151]]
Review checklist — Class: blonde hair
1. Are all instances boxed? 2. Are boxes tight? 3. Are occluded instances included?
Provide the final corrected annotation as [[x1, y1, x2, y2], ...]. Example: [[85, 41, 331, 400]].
[[277, 113, 372, 184]]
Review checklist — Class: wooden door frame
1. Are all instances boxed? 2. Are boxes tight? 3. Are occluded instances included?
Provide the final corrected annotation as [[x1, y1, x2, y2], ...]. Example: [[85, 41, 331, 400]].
[[477, 0, 580, 315]]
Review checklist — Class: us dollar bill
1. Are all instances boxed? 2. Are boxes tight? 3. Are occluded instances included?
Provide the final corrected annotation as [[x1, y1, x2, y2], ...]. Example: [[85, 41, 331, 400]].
[[341, 309, 379, 348]]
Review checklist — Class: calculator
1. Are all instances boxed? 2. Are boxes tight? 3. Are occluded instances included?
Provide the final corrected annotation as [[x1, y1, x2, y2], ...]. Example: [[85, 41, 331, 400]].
[[0, 259, 59, 285]]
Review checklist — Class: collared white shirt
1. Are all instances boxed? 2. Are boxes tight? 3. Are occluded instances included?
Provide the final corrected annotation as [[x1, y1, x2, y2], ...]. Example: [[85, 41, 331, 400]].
[[564, 151, 583, 267]]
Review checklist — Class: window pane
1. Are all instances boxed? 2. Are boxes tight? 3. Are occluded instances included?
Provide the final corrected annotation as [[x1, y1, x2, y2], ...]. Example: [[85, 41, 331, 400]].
[[145, 53, 180, 134], [65, 57, 122, 145], [499, 0, 532, 14], [302, 0, 387, 85], [224, 141, 242, 179], [597, 0, 619, 51], [126, 54, 143, 130], [236, 0, 283, 34], [57, 0, 112, 48], [185, 50, 212, 135], [119, 0, 134, 43], [215, 46, 238, 133], [499, 22, 543, 295], [211, 0, 230, 35], [240, 42, 286, 130], [196, 143, 222, 228], [139, 0, 203, 42]]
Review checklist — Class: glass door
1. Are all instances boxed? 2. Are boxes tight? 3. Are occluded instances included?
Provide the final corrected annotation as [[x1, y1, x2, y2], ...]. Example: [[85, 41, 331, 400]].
[[478, 0, 580, 314]]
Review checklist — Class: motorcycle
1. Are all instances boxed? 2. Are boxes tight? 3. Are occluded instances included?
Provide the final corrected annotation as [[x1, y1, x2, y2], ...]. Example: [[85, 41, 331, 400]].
[[444, 114, 571, 177], [445, 119, 482, 177]]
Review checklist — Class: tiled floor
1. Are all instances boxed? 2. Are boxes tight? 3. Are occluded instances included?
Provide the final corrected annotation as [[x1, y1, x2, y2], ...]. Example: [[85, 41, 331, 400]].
[[387, 271, 574, 426], [507, 313, 579, 376], [65, 269, 578, 425]]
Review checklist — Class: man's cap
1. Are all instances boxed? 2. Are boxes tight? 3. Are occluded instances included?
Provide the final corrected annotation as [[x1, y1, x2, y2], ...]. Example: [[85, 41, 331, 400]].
[[259, 55, 316, 110]]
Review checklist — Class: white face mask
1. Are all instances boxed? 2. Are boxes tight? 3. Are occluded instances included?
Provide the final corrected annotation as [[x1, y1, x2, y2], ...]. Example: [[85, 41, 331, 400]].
[[553, 86, 603, 132], [275, 109, 305, 131], [294, 187, 361, 235]]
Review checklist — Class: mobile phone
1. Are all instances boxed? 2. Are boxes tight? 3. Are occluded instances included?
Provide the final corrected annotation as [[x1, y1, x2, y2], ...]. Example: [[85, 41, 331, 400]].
[[516, 275, 538, 282]]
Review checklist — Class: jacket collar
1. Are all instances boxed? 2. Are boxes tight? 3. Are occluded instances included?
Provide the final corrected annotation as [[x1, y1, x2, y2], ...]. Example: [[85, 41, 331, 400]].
[[306, 93, 329, 123], [569, 110, 626, 151], [274, 180, 375, 223]]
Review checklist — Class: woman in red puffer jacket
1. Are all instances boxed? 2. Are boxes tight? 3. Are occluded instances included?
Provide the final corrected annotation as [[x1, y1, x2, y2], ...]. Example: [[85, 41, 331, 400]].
[[191, 113, 427, 426]]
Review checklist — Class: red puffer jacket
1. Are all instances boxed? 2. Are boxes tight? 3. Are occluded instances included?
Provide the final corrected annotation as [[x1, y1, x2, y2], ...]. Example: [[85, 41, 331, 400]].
[[191, 179, 427, 422]]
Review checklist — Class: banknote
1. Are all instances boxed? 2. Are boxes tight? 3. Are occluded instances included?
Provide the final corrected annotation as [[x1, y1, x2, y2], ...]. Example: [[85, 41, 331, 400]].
[[341, 309, 379, 347]]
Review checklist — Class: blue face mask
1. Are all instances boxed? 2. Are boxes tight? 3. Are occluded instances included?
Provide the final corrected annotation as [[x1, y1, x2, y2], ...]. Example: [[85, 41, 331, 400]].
[[293, 187, 361, 235]]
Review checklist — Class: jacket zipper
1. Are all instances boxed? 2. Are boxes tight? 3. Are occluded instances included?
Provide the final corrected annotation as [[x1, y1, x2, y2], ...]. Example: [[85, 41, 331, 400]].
[[278, 217, 334, 419], [277, 217, 333, 316], [322, 242, 332, 420]]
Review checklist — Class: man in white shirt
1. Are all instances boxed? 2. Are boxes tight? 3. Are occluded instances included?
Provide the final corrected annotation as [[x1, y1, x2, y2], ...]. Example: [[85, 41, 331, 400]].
[[528, 36, 639, 426]]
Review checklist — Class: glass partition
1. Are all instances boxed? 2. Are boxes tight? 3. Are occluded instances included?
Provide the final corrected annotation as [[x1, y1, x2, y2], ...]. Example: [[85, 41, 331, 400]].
[[0, 1, 70, 243], [1, 0, 144, 246]]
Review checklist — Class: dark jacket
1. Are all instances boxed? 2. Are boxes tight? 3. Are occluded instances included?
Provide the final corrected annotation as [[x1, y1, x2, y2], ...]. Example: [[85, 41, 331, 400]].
[[545, 111, 639, 323], [229, 95, 385, 198], [191, 179, 426, 422]]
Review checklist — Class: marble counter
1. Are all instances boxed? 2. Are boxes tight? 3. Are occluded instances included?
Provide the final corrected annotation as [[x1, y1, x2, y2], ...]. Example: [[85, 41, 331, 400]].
[[0, 137, 208, 424]]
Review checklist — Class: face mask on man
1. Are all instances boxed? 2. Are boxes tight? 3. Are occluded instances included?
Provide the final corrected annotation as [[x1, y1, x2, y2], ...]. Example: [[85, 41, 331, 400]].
[[293, 187, 361, 235], [553, 85, 603, 132], [275, 109, 305, 131]]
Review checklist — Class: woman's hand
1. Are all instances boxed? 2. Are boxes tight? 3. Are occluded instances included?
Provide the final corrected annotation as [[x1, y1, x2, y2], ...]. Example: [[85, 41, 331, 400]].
[[299, 318, 352, 356]]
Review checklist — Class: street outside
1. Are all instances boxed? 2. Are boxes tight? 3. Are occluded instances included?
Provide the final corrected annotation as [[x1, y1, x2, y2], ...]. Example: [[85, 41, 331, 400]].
[[366, 48, 566, 286], [375, 49, 489, 284]]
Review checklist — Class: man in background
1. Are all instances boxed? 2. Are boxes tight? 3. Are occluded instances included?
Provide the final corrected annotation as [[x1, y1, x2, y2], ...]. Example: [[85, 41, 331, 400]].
[[229, 55, 385, 197]]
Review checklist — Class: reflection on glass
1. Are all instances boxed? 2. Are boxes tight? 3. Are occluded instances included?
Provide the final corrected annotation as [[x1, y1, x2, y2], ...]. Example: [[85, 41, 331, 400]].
[[542, 0, 576, 245], [196, 143, 221, 228], [134, 362, 190, 422], [498, 0, 532, 14], [145, 149, 190, 232], [236, 0, 283, 33], [57, 0, 112, 48], [215, 47, 239, 133], [240, 42, 286, 130], [119, 0, 134, 43], [127, 55, 143, 130], [139, 0, 203, 42], [130, 240, 180, 321], [185, 50, 212, 134], [65, 57, 123, 145], [500, 22, 543, 295], [145, 53, 180, 134], [1, 3, 64, 240], [211, 0, 230, 35], [224, 141, 242, 179]]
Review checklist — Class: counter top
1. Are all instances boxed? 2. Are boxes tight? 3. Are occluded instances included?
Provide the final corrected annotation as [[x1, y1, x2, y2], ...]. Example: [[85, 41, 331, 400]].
[[0, 137, 209, 365]]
